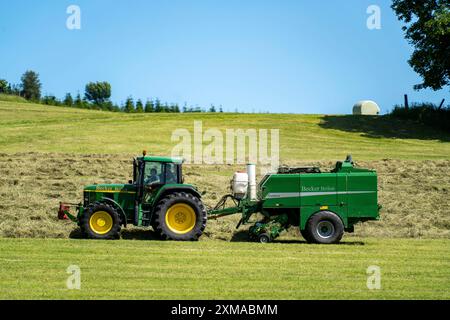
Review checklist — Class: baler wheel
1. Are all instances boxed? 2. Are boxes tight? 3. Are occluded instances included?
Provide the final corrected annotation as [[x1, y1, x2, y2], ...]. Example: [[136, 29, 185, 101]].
[[153, 192, 207, 241], [306, 211, 344, 244], [258, 233, 271, 244], [80, 202, 121, 240]]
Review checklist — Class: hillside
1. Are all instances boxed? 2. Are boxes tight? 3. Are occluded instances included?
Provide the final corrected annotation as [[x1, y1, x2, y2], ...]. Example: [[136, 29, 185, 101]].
[[0, 100, 449, 239], [1, 100, 449, 159]]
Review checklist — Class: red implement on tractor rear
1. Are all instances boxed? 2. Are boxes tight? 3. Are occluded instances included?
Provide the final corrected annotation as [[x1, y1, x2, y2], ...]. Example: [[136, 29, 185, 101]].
[[58, 202, 80, 222]]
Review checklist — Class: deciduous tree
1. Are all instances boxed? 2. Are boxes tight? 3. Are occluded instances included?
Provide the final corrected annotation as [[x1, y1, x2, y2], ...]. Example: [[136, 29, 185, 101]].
[[84, 81, 112, 105], [392, 0, 450, 90]]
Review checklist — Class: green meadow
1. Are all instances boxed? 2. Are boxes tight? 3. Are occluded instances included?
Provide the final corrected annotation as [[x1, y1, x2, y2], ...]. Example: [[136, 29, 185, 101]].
[[1, 99, 449, 160]]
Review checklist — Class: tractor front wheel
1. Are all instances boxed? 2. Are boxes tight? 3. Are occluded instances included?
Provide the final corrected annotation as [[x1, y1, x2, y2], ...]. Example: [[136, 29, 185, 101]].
[[153, 192, 207, 241], [80, 202, 121, 240]]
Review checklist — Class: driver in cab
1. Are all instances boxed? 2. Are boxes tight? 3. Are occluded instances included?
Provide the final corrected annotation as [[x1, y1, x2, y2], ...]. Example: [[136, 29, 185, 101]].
[[145, 168, 160, 185]]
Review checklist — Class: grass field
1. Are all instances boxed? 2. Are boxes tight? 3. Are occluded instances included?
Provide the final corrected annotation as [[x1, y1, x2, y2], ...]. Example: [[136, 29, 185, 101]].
[[0, 238, 448, 299], [0, 98, 449, 300]]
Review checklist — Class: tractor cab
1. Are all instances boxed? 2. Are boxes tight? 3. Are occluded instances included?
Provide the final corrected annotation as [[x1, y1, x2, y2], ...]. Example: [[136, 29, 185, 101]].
[[134, 155, 183, 187], [133, 154, 185, 204]]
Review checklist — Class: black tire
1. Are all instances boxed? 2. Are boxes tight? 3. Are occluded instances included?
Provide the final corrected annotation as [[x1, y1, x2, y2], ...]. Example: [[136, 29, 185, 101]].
[[153, 192, 207, 241], [151, 220, 162, 236], [300, 229, 313, 243], [306, 211, 344, 244], [80, 202, 121, 240], [258, 233, 271, 244]]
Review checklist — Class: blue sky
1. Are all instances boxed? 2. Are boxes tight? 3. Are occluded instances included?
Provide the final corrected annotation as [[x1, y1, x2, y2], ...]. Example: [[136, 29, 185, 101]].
[[0, 0, 448, 114]]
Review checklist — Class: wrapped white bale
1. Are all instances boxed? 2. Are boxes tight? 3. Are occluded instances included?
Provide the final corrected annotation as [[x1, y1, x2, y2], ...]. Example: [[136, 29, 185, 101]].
[[353, 100, 380, 115]]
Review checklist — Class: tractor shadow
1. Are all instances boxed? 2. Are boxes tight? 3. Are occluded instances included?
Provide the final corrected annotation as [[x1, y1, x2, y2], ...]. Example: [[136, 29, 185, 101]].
[[68, 227, 162, 241], [69, 228, 84, 239], [121, 228, 162, 241], [319, 115, 450, 142]]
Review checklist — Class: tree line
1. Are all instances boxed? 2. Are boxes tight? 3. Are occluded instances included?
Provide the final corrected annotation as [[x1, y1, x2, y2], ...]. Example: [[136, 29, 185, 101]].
[[0, 71, 224, 113]]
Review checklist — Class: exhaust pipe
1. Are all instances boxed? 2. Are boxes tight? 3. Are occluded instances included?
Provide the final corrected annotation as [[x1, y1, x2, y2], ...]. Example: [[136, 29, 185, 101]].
[[247, 164, 257, 201]]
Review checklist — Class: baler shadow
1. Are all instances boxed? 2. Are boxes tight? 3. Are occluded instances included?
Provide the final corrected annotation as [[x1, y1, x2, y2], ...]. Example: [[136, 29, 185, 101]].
[[272, 239, 308, 244], [274, 240, 366, 246], [255, 239, 365, 246], [230, 230, 252, 242], [230, 230, 365, 245], [229, 230, 310, 244]]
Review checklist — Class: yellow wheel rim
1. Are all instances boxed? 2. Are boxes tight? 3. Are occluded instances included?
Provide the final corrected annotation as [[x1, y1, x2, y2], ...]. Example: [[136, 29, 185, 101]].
[[89, 211, 113, 235], [165, 203, 196, 234]]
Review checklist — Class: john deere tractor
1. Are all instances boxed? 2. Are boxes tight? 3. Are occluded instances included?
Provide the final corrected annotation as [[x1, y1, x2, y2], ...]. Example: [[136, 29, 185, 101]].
[[58, 152, 207, 240]]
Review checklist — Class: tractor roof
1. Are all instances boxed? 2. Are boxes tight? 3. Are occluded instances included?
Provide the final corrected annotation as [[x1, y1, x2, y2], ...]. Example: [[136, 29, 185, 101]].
[[137, 156, 184, 164]]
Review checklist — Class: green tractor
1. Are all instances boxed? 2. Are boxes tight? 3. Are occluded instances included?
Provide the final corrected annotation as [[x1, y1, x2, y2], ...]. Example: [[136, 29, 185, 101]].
[[58, 152, 207, 240]]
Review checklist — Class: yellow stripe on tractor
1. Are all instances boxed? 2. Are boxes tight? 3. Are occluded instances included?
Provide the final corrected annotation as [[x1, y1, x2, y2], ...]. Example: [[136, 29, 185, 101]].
[[84, 190, 136, 194]]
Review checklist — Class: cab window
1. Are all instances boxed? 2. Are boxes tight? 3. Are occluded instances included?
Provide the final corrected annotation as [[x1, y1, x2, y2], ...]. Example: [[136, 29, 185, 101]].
[[165, 163, 178, 184], [143, 162, 164, 185]]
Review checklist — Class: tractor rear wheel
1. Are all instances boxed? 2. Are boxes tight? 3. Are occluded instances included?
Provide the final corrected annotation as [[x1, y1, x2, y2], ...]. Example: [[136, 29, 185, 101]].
[[306, 211, 344, 244], [80, 202, 121, 239], [153, 192, 207, 241]]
